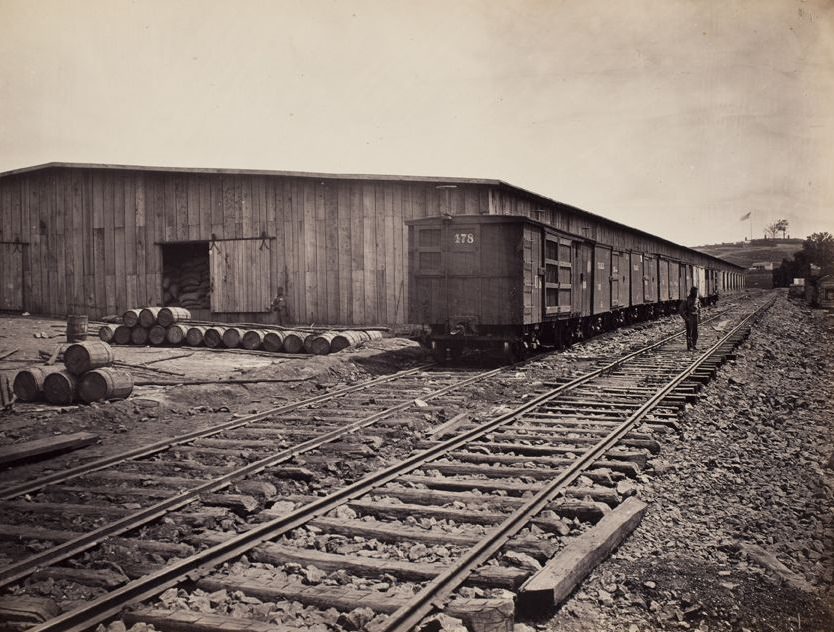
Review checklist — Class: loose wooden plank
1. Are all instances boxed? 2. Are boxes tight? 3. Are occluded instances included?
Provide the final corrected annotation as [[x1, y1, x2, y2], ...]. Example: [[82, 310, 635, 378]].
[[0, 595, 59, 625], [0, 432, 99, 466], [32, 566, 127, 589], [736, 542, 817, 593], [518, 496, 648, 614]]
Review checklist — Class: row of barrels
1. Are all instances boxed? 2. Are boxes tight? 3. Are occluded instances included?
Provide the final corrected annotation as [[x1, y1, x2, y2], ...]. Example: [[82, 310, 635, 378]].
[[98, 324, 384, 355], [14, 341, 134, 405]]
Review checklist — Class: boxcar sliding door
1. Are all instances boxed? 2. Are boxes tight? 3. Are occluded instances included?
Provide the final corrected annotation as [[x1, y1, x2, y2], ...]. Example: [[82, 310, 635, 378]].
[[630, 252, 644, 307], [573, 242, 593, 317], [544, 233, 572, 317], [593, 245, 612, 314]]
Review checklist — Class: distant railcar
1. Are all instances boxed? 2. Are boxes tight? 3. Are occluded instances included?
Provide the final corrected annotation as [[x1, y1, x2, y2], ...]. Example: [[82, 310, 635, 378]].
[[408, 215, 740, 360]]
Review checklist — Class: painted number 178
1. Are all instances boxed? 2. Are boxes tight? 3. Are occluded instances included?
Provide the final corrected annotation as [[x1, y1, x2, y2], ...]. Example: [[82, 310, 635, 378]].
[[454, 233, 474, 244]]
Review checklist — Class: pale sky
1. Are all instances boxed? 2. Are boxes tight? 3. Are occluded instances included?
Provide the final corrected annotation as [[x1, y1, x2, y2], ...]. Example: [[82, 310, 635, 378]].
[[1, 0, 832, 246]]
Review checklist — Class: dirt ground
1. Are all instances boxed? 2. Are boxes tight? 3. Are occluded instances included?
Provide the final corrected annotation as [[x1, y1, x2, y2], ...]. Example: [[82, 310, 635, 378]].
[[0, 314, 426, 482], [540, 293, 834, 632]]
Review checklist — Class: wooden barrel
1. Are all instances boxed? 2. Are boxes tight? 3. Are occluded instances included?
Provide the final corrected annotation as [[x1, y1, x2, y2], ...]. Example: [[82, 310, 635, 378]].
[[365, 330, 384, 341], [13, 367, 61, 402], [185, 326, 209, 346], [66, 315, 88, 342], [43, 370, 77, 405], [222, 327, 244, 348], [113, 325, 132, 345], [122, 309, 142, 327], [157, 307, 191, 328], [131, 326, 149, 346], [283, 331, 306, 354], [98, 324, 118, 343], [308, 332, 338, 355], [303, 333, 319, 354], [138, 307, 163, 328], [331, 331, 364, 353], [204, 327, 227, 348], [79, 368, 134, 404], [64, 341, 115, 375], [166, 324, 189, 345], [148, 325, 168, 345], [242, 329, 268, 350], [262, 330, 287, 352]]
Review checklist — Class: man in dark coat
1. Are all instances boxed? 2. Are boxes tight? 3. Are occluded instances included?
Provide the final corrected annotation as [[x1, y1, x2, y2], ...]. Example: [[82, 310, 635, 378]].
[[679, 286, 701, 350], [270, 287, 290, 325]]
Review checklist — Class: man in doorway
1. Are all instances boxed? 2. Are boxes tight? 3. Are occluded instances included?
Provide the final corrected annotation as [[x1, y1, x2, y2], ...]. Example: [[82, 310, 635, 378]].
[[270, 287, 290, 325], [679, 286, 701, 350]]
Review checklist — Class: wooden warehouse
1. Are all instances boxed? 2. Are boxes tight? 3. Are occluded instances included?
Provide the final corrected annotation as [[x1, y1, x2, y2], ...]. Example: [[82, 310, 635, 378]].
[[0, 163, 743, 324]]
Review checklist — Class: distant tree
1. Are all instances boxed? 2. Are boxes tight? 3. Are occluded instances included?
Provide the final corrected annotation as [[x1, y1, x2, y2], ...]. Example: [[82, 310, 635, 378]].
[[776, 232, 834, 284], [776, 219, 789, 239], [765, 219, 789, 239], [802, 232, 834, 274]]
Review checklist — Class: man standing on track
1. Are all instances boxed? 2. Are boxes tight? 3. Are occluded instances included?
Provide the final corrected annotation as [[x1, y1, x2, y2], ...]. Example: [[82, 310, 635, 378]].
[[679, 286, 701, 350]]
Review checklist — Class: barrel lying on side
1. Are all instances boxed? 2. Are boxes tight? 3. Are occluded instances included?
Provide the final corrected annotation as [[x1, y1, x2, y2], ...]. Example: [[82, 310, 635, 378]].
[[113, 325, 133, 345], [282, 331, 306, 354], [122, 309, 141, 328], [166, 324, 189, 345], [242, 329, 268, 350], [185, 326, 209, 347], [222, 327, 244, 348], [148, 325, 168, 345], [43, 370, 78, 405], [79, 368, 134, 404], [157, 307, 191, 328], [262, 330, 287, 352], [330, 331, 364, 353], [64, 341, 115, 376], [13, 367, 62, 402], [131, 326, 149, 346], [204, 327, 227, 348], [98, 324, 118, 343], [139, 307, 163, 328], [308, 332, 338, 355]]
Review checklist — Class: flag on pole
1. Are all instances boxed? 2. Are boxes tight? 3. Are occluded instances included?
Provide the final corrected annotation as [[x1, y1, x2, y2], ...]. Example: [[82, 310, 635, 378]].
[[740, 211, 751, 221]]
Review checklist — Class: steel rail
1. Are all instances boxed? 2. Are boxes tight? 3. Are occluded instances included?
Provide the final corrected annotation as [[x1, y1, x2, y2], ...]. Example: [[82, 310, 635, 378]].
[[377, 297, 774, 632], [0, 364, 509, 589], [26, 306, 740, 632], [0, 364, 436, 500]]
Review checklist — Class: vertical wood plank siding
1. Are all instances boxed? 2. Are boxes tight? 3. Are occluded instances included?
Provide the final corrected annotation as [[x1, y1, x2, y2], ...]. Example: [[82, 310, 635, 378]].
[[0, 168, 490, 324], [0, 167, 738, 323]]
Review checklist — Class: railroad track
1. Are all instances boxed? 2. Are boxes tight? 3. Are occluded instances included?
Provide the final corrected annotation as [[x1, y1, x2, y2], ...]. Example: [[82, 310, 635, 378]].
[[0, 299, 768, 631]]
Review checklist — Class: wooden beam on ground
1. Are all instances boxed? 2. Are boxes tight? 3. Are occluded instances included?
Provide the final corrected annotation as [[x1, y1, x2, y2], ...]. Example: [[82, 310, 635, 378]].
[[0, 596, 59, 626], [736, 542, 817, 593], [518, 496, 648, 615], [0, 432, 99, 467]]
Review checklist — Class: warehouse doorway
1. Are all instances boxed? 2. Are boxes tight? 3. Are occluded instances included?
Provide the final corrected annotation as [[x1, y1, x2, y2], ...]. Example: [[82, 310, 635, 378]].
[[0, 242, 24, 311], [161, 242, 211, 319]]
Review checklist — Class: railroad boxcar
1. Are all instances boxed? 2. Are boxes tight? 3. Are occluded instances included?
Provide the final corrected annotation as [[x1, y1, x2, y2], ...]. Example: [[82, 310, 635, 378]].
[[408, 214, 741, 360]]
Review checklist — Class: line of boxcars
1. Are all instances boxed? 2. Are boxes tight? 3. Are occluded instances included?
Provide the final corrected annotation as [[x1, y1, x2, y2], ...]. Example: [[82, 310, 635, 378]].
[[407, 214, 744, 360]]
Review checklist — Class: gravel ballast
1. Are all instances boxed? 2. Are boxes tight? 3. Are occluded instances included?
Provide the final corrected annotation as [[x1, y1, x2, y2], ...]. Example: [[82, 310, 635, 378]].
[[544, 292, 834, 632]]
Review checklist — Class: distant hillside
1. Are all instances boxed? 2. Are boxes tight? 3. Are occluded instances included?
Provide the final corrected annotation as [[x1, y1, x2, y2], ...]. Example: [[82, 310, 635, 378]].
[[694, 238, 804, 269]]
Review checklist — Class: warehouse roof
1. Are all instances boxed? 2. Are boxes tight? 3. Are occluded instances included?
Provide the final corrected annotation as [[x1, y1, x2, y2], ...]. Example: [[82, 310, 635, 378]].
[[0, 162, 743, 270]]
